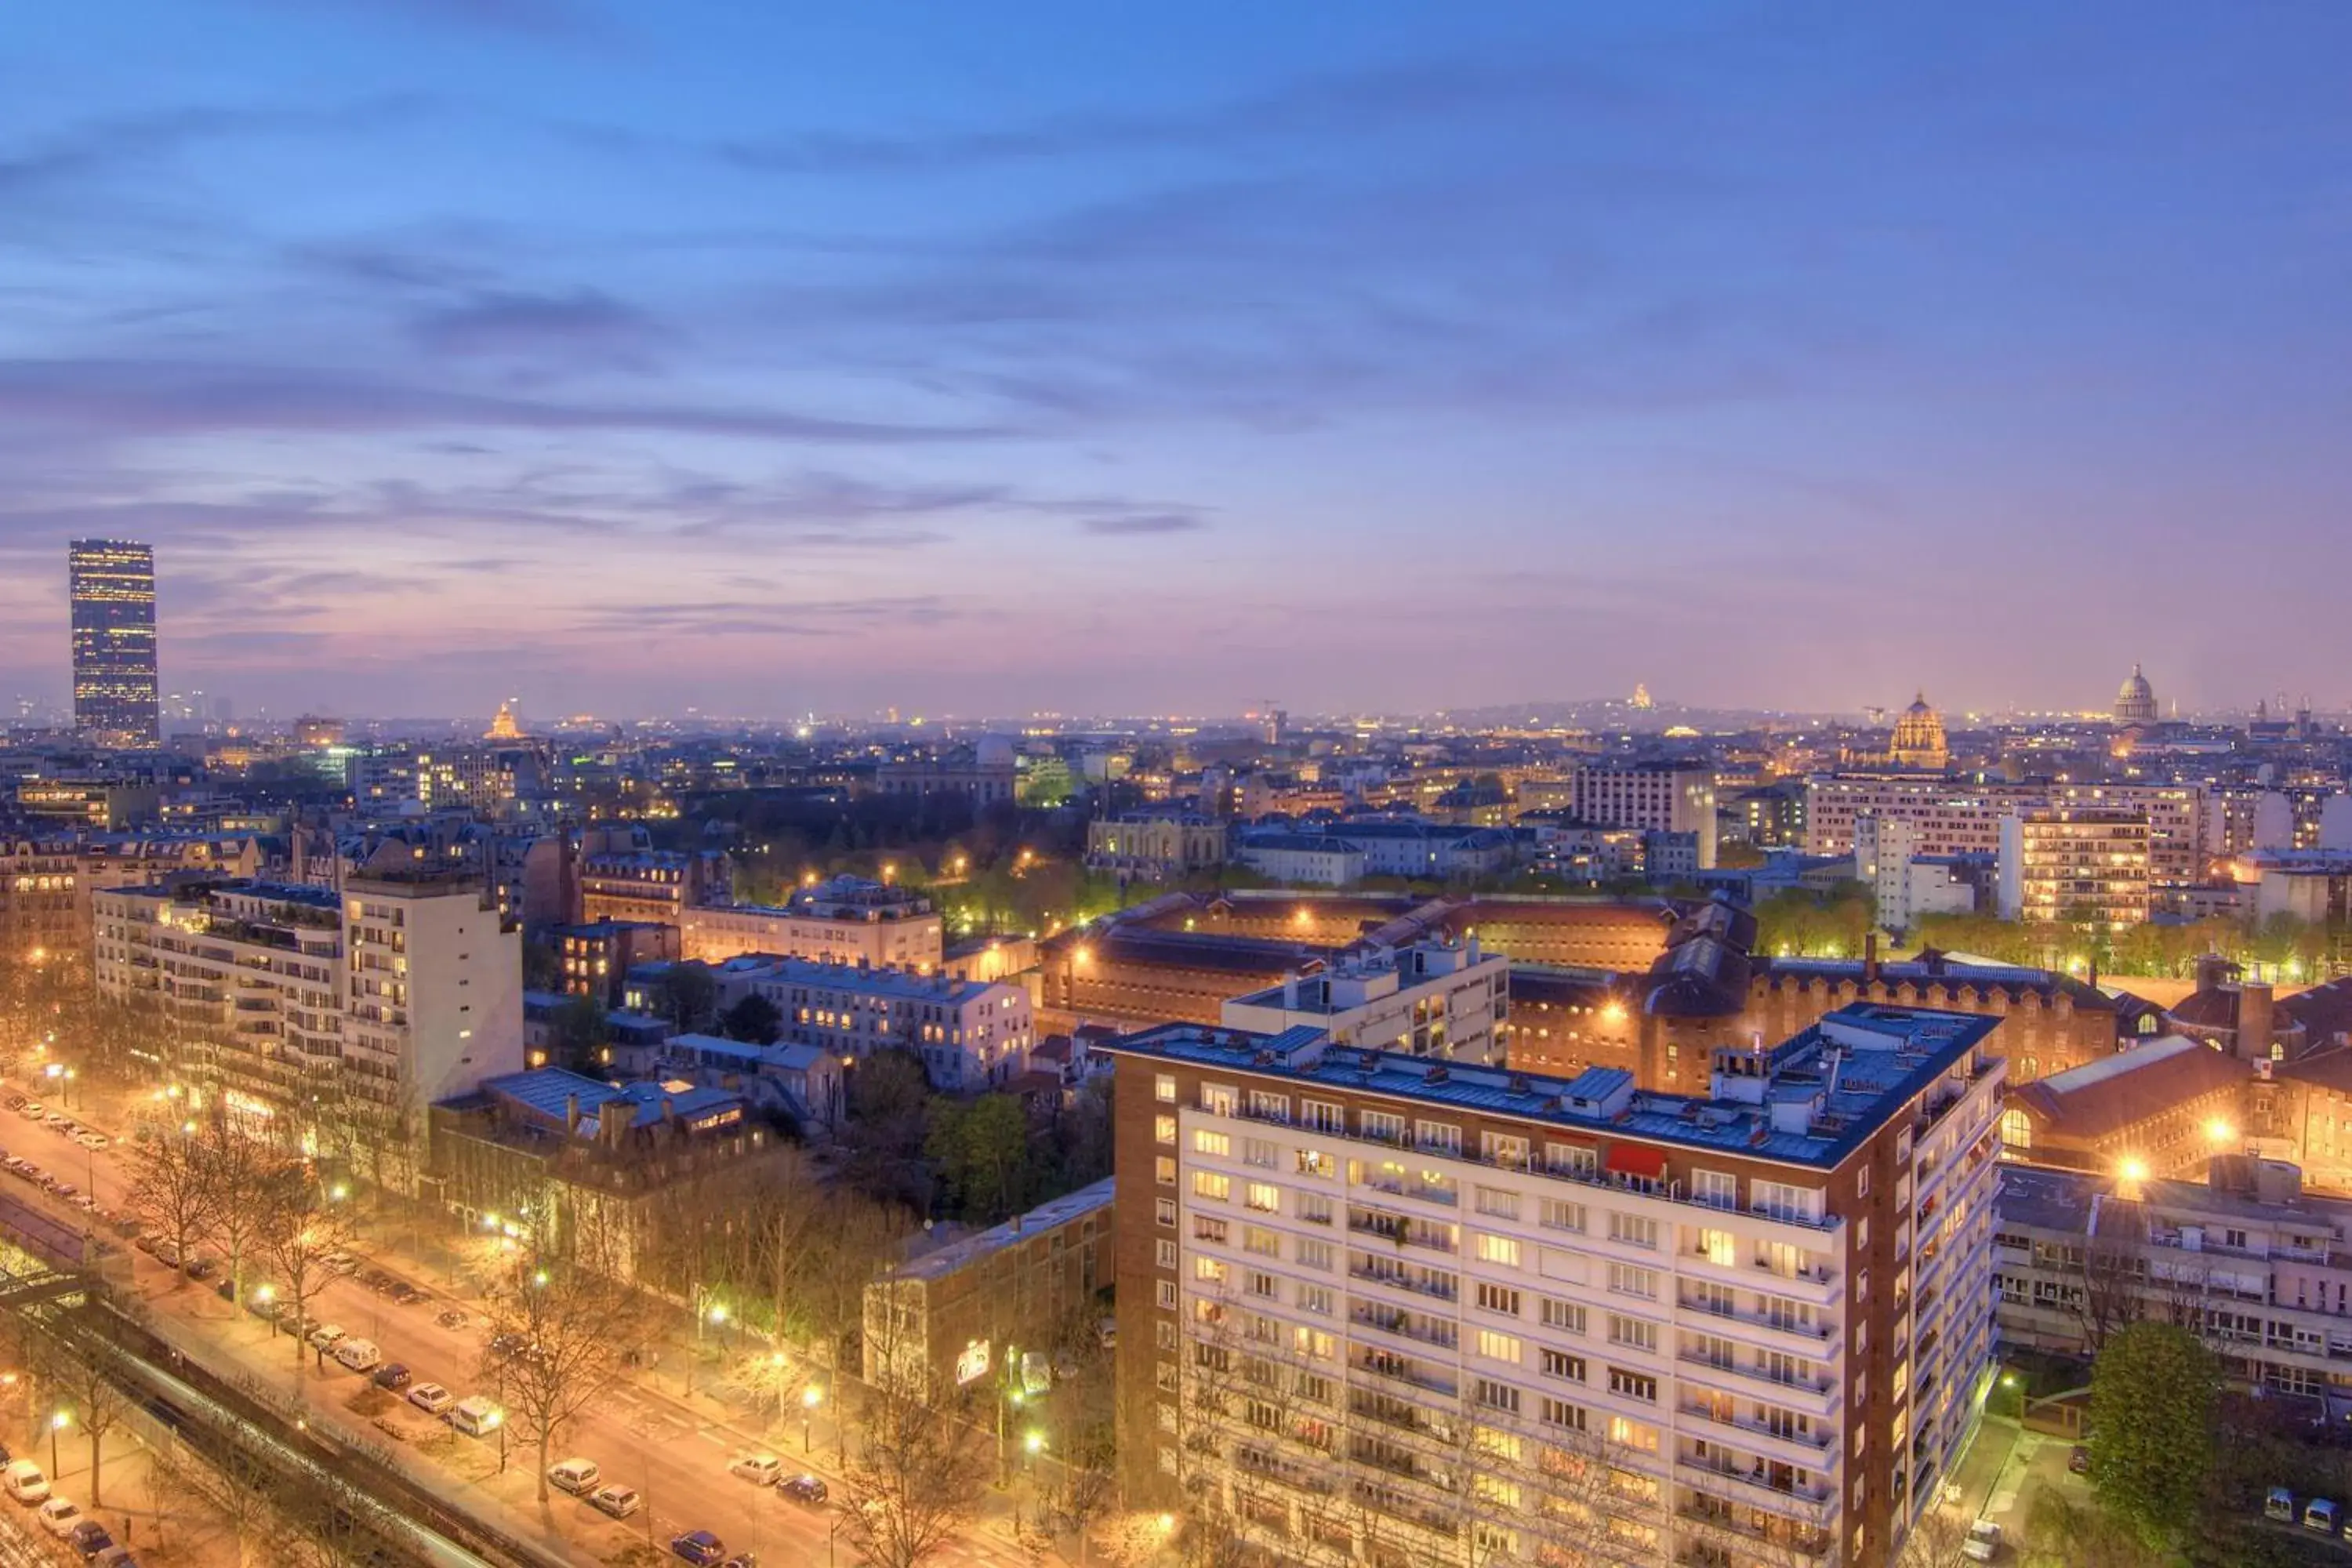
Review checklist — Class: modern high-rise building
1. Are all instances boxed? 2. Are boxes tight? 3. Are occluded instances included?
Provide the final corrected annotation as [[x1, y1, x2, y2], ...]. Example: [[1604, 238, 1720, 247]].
[[1996, 808, 2152, 928], [68, 539, 160, 749], [1109, 1004, 2006, 1568]]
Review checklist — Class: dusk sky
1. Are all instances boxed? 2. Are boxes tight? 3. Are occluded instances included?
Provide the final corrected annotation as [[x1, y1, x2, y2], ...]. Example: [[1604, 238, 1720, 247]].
[[5, 3, 2350, 720]]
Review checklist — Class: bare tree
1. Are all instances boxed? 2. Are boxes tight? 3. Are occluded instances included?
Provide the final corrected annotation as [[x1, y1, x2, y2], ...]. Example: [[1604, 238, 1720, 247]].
[[476, 1256, 654, 1503], [837, 1298, 992, 1568], [126, 1125, 219, 1289], [198, 1126, 275, 1301], [2073, 1200, 2151, 1354], [28, 1316, 130, 1508], [177, 1441, 290, 1568], [256, 1166, 359, 1375], [1891, 1497, 1979, 1568]]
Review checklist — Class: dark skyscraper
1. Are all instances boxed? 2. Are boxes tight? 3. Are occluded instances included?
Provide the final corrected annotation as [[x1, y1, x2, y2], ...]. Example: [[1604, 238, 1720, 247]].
[[69, 539, 159, 749]]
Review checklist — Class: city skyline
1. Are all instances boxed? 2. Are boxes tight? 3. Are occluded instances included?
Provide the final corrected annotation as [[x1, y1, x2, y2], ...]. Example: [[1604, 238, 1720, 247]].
[[5, 5, 2352, 716]]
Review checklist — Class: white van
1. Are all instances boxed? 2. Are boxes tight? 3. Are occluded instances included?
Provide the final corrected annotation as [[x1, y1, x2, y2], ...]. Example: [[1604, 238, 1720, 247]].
[[448, 1396, 503, 1438], [331, 1338, 381, 1374]]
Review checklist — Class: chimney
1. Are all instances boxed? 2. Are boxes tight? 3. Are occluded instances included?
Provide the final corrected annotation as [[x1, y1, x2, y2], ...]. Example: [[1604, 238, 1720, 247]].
[[1282, 972, 1299, 1007], [1863, 932, 1880, 988], [660, 1095, 676, 1124], [564, 1093, 580, 1133], [2238, 981, 2275, 1063]]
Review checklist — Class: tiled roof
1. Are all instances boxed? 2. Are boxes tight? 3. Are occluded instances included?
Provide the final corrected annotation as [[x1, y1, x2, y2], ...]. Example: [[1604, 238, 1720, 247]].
[[2006, 1035, 2250, 1140]]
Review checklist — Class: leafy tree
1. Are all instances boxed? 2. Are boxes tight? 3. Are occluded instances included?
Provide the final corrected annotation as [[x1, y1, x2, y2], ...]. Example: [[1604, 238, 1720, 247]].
[[521, 939, 562, 993], [550, 992, 614, 1073], [719, 992, 782, 1046], [2087, 1319, 2218, 1550], [657, 964, 720, 1033], [926, 1094, 1030, 1221]]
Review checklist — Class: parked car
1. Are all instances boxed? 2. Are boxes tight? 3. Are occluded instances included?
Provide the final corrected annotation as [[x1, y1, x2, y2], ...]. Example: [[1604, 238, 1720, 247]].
[[183, 1256, 216, 1281], [93, 1547, 140, 1567], [718, 1555, 757, 1568], [332, 1338, 380, 1374], [307, 1323, 348, 1352], [589, 1484, 641, 1520], [15, 1102, 41, 1120], [406, 1383, 456, 1416], [151, 1240, 181, 1269], [448, 1396, 503, 1438], [37, 1497, 83, 1537], [2, 1459, 49, 1502], [547, 1458, 602, 1496], [2068, 1445, 2089, 1475], [488, 1332, 527, 1360], [2269, 1486, 2298, 1523], [779, 1474, 827, 1505], [390, 1283, 427, 1304], [435, 1309, 468, 1331], [74, 1132, 107, 1151], [212, 1277, 234, 1301], [670, 1533, 726, 1566], [1962, 1519, 2002, 1561], [728, 1454, 782, 1487], [2306, 1498, 2340, 1534], [373, 1363, 412, 1391], [322, 1251, 361, 1276], [65, 1519, 114, 1560]]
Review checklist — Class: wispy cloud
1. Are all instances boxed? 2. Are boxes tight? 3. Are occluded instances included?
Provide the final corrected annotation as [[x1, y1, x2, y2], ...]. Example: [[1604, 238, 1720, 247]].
[[410, 288, 673, 372], [1079, 511, 1204, 536]]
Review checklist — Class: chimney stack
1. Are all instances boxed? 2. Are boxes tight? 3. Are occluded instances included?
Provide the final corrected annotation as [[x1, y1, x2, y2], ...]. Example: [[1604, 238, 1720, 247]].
[[1863, 931, 1881, 988], [564, 1093, 580, 1133], [2238, 980, 2275, 1063]]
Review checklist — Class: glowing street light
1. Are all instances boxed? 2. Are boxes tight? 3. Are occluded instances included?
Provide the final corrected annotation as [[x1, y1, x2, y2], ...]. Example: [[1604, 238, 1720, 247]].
[[802, 1384, 822, 1453], [2118, 1156, 2150, 1185], [2206, 1119, 2237, 1145]]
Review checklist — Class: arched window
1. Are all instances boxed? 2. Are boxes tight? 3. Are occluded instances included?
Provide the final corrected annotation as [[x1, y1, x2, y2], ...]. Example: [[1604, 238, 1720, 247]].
[[2138, 1014, 2159, 1036], [2022, 1055, 2039, 1081], [2000, 1108, 2033, 1152]]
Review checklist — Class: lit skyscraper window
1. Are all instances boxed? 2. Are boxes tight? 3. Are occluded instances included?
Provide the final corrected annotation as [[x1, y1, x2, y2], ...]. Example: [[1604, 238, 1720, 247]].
[[69, 538, 159, 749]]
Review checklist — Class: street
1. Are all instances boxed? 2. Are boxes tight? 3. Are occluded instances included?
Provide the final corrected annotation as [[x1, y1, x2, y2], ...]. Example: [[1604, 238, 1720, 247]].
[[0, 1078, 1041, 1568]]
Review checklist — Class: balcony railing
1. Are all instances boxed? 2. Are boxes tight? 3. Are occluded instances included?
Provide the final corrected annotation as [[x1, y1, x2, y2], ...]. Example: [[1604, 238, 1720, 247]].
[[1675, 1293, 1832, 1342]]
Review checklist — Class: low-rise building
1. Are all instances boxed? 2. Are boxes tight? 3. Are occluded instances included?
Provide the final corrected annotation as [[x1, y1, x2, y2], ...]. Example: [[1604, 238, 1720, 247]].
[[1087, 814, 1229, 880], [1995, 1160, 2352, 1412], [426, 1065, 789, 1279], [863, 1176, 1115, 1397], [579, 844, 731, 927], [736, 958, 1033, 1093], [1998, 1036, 2254, 1178], [1231, 832, 1367, 887], [551, 920, 681, 1007], [677, 874, 942, 971]]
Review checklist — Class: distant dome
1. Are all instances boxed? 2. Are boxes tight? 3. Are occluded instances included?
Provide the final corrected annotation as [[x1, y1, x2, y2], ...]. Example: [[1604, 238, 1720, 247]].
[[975, 735, 1016, 768], [1890, 691, 1948, 769], [2114, 663, 2158, 725]]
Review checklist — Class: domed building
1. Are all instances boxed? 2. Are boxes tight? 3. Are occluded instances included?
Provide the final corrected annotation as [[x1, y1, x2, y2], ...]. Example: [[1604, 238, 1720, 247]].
[[2114, 663, 2158, 726], [1889, 691, 1949, 770]]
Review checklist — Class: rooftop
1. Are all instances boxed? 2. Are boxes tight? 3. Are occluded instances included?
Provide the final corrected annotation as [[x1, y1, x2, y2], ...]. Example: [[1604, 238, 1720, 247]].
[[477, 1066, 743, 1134], [892, 1177, 1117, 1282], [1108, 1002, 1999, 1171]]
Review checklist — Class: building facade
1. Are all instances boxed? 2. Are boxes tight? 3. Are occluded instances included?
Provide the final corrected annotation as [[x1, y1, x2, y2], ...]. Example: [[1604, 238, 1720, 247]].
[[1221, 941, 1510, 1065], [1996, 809, 2151, 927], [738, 957, 1034, 1092], [1108, 1004, 2006, 1568], [552, 920, 681, 1007], [579, 847, 732, 927], [1995, 1160, 2352, 1415], [68, 539, 160, 750], [677, 875, 943, 971], [1087, 814, 1230, 880], [1572, 764, 1720, 871], [864, 1177, 1116, 1398]]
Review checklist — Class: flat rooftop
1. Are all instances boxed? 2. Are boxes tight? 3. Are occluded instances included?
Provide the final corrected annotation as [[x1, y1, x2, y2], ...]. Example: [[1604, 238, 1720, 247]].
[[893, 1177, 1116, 1282], [1107, 1003, 1999, 1171]]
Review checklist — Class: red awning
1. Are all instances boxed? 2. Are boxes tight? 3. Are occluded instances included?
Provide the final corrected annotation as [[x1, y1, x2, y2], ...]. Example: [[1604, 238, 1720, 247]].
[[1603, 1143, 1667, 1179]]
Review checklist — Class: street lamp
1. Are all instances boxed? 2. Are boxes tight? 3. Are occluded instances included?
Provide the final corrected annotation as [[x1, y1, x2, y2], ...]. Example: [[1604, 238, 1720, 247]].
[[49, 1410, 68, 1477], [802, 1385, 822, 1454]]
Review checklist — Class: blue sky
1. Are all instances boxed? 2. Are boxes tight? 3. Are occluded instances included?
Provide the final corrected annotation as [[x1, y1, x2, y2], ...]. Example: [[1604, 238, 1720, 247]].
[[3, 2, 2350, 720]]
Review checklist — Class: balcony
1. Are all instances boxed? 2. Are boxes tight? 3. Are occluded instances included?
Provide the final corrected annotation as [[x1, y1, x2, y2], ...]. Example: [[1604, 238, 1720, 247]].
[[1348, 1262, 1457, 1303], [1676, 1352, 1838, 1412], [1350, 1305, 1457, 1352], [1350, 1348, 1458, 1398], [1210, 1096, 1840, 1233], [1675, 1502, 1834, 1561], [1677, 1400, 1833, 1455], [1675, 1460, 1835, 1523], [1675, 1292, 1834, 1345]]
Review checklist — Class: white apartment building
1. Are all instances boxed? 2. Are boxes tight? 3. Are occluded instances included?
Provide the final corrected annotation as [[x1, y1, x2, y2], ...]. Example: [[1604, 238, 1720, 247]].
[[741, 956, 1033, 1093], [340, 870, 528, 1134], [679, 874, 944, 971], [1572, 764, 1719, 871], [1996, 810, 2152, 928], [95, 880, 347, 1125], [1852, 820, 1978, 936], [1810, 776, 2208, 886], [1221, 939, 1510, 1065], [1110, 1004, 2008, 1568]]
